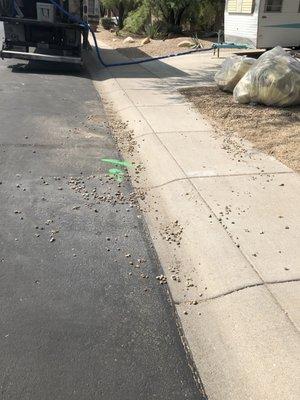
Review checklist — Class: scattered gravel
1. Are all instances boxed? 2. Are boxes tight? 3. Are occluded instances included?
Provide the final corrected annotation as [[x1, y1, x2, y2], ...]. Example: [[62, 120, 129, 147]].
[[161, 220, 183, 246]]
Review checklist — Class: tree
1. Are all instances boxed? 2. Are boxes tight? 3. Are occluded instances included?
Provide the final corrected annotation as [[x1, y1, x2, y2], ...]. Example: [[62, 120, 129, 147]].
[[99, 1, 106, 18], [101, 0, 225, 34], [101, 0, 140, 29], [146, 0, 199, 33], [191, 0, 225, 32]]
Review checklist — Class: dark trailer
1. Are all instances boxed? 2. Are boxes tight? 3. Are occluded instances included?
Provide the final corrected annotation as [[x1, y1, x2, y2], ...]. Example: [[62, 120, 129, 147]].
[[0, 1, 89, 64]]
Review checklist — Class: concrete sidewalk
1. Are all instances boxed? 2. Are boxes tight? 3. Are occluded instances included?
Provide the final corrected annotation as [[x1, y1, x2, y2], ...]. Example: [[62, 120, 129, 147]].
[[87, 41, 300, 400]]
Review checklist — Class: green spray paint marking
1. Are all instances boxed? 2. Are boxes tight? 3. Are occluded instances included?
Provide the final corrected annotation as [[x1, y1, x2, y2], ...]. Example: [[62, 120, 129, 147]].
[[101, 158, 132, 168], [108, 168, 125, 182], [101, 158, 132, 182]]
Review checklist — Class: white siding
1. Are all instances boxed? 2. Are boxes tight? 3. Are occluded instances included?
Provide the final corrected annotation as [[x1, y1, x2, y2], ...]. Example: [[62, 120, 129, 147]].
[[257, 0, 300, 47], [224, 0, 260, 47]]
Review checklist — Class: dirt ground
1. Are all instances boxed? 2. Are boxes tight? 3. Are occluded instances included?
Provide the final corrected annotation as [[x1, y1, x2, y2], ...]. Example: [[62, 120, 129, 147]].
[[96, 28, 214, 59], [180, 86, 300, 171]]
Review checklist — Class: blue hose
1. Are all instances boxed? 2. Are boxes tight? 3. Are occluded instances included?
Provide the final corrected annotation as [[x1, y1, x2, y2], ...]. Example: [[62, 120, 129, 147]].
[[49, 0, 213, 67]]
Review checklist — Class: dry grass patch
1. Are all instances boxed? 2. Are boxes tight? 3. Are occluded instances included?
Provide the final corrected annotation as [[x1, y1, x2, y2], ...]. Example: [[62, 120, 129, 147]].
[[180, 86, 300, 171]]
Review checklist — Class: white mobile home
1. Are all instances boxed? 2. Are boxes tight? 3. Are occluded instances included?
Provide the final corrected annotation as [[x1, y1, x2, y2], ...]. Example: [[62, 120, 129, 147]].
[[224, 0, 300, 48]]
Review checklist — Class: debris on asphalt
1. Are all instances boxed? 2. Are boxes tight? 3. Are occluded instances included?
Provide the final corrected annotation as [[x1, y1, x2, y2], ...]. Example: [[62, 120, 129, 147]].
[[156, 275, 167, 284]]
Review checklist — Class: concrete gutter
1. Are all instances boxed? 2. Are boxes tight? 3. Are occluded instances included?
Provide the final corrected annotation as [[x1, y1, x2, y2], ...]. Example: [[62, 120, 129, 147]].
[[86, 39, 300, 400]]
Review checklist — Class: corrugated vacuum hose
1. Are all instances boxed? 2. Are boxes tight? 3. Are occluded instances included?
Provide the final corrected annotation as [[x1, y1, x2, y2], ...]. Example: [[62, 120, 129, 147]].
[[48, 0, 213, 68]]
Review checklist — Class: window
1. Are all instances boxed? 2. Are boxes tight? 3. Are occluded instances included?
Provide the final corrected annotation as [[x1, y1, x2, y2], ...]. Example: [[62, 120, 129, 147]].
[[241, 0, 254, 13], [264, 0, 283, 12], [228, 0, 254, 14], [228, 0, 238, 13]]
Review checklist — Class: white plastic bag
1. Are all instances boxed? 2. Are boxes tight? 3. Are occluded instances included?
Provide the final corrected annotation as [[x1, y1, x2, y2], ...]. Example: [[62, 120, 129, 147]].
[[234, 46, 300, 107], [215, 55, 256, 93]]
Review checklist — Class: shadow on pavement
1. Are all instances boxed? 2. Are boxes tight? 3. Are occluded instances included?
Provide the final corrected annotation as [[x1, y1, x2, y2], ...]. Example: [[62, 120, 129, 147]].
[[8, 60, 84, 76]]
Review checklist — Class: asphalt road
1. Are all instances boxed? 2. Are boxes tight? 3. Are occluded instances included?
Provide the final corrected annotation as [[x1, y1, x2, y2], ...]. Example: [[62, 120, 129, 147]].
[[0, 24, 205, 400]]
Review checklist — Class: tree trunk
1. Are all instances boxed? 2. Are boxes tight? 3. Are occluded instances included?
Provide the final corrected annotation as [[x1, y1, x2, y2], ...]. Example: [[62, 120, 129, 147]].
[[118, 2, 125, 29], [175, 7, 186, 29], [167, 9, 175, 27]]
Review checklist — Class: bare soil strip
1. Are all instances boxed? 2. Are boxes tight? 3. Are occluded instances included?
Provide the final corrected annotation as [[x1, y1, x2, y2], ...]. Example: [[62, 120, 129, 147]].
[[180, 86, 300, 171]]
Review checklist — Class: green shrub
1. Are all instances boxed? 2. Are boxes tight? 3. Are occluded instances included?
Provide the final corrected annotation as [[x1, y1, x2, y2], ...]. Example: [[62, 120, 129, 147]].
[[124, 3, 150, 34], [101, 17, 115, 30], [144, 24, 160, 39], [190, 0, 224, 33]]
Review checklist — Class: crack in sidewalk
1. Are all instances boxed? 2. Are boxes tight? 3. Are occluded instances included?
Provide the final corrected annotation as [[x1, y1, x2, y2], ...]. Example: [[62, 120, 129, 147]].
[[174, 278, 300, 305], [150, 170, 294, 189]]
